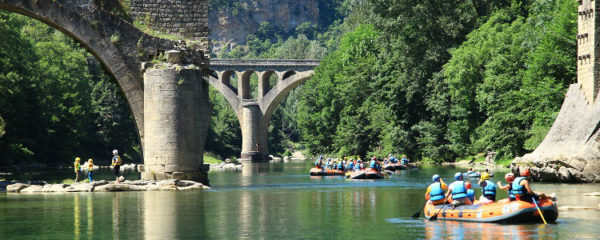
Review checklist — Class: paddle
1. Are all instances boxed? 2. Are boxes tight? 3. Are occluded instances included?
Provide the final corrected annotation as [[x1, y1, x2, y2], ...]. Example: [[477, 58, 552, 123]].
[[411, 199, 428, 218], [429, 194, 450, 221], [532, 196, 548, 224]]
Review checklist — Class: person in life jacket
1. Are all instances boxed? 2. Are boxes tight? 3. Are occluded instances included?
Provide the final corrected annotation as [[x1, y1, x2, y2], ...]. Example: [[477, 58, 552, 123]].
[[324, 158, 332, 170], [315, 155, 323, 167], [74, 157, 82, 182], [369, 157, 377, 169], [476, 172, 496, 205], [337, 160, 344, 171], [354, 160, 362, 172], [446, 172, 472, 207], [87, 158, 94, 182], [401, 155, 409, 165], [112, 149, 122, 182], [512, 168, 556, 202], [346, 159, 355, 172], [497, 172, 516, 204], [425, 174, 448, 205], [465, 181, 475, 202]]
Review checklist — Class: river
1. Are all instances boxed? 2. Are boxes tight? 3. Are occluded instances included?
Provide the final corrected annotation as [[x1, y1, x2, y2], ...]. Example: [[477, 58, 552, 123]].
[[1, 162, 599, 239]]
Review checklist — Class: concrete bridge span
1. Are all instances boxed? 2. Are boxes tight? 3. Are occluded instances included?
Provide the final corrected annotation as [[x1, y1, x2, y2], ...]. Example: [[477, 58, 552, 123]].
[[208, 59, 320, 161]]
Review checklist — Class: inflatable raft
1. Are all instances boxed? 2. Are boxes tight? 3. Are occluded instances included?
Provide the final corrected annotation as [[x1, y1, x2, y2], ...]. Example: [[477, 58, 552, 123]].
[[347, 168, 385, 179], [383, 163, 409, 171], [309, 167, 345, 176], [423, 199, 558, 223]]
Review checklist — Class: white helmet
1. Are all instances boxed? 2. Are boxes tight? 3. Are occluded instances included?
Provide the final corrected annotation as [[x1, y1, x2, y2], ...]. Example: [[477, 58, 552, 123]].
[[113, 149, 118, 155]]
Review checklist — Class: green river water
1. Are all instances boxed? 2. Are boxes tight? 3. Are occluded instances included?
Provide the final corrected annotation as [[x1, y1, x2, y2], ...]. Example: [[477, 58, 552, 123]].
[[1, 162, 599, 239]]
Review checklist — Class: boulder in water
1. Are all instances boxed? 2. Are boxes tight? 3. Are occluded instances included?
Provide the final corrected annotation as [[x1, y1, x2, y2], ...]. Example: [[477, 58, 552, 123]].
[[7, 183, 29, 193]]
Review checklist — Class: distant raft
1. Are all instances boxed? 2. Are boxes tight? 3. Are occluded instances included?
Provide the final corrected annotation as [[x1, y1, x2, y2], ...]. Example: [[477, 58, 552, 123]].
[[383, 163, 408, 171], [309, 167, 345, 176], [423, 199, 558, 223], [347, 168, 385, 179]]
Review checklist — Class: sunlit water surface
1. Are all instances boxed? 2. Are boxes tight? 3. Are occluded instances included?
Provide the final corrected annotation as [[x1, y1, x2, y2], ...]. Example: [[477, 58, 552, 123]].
[[1, 162, 599, 239]]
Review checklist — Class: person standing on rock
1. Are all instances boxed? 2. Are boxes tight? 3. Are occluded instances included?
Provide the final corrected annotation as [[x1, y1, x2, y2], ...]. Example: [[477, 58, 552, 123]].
[[111, 149, 122, 182], [74, 157, 82, 182], [87, 158, 94, 182]]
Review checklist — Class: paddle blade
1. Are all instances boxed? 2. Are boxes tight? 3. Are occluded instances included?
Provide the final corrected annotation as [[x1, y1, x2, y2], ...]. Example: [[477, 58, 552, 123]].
[[429, 215, 438, 221], [411, 211, 421, 218]]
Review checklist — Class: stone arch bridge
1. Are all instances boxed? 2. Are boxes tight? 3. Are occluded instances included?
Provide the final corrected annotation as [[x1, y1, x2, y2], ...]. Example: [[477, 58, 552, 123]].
[[0, 0, 319, 183], [208, 59, 320, 162]]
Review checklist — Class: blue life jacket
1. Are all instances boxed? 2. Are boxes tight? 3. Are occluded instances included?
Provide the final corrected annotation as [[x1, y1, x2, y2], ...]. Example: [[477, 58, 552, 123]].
[[508, 187, 515, 200], [370, 160, 376, 168], [337, 162, 343, 169], [347, 162, 354, 170], [354, 164, 361, 171], [483, 180, 496, 196], [512, 177, 527, 197], [390, 157, 398, 163], [429, 182, 445, 201], [467, 189, 475, 202], [401, 158, 408, 165], [451, 181, 467, 200]]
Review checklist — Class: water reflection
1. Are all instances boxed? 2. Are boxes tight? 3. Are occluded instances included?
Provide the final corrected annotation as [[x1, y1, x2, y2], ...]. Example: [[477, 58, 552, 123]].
[[112, 193, 120, 240], [74, 194, 80, 240], [241, 163, 272, 177], [87, 194, 94, 240], [144, 191, 177, 239], [424, 220, 557, 240]]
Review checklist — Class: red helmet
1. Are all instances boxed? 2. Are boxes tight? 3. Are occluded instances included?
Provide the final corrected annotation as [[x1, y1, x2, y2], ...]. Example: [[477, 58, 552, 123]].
[[465, 181, 472, 189], [520, 168, 531, 177], [505, 173, 515, 182]]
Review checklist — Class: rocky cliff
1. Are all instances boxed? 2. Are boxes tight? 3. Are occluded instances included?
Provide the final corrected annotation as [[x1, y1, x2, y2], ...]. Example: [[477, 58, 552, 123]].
[[209, 0, 322, 48], [512, 84, 600, 182]]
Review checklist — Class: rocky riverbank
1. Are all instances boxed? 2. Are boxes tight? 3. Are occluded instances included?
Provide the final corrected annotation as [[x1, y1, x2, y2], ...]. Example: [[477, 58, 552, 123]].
[[442, 160, 508, 171], [209, 162, 242, 171], [2, 179, 209, 193]]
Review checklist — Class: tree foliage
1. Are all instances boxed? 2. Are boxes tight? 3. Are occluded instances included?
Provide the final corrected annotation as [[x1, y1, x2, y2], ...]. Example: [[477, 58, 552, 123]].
[[294, 0, 577, 161], [0, 12, 140, 166]]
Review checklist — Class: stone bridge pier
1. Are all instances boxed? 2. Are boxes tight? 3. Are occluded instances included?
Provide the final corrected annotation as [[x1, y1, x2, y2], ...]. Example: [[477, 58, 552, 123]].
[[142, 61, 210, 183], [209, 59, 320, 162]]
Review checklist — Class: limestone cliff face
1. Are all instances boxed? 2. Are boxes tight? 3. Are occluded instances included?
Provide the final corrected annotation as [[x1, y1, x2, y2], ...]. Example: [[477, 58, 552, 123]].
[[512, 84, 600, 182], [209, 0, 321, 48]]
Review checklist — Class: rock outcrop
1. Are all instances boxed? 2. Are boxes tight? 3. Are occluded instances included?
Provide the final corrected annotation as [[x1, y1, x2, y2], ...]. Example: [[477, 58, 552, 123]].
[[4, 179, 209, 193], [512, 84, 600, 182], [209, 0, 321, 48]]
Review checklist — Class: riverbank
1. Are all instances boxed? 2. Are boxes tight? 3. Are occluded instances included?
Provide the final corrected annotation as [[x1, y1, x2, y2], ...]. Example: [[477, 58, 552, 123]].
[[441, 159, 510, 171], [1, 179, 210, 193]]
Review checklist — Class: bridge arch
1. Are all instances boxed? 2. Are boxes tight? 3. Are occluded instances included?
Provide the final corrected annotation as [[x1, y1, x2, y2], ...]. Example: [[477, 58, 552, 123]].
[[0, 0, 176, 142], [208, 59, 319, 161]]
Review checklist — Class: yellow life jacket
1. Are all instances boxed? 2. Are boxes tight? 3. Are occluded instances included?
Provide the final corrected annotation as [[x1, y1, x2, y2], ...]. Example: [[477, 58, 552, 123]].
[[74, 162, 81, 171], [112, 155, 122, 166], [88, 163, 94, 171]]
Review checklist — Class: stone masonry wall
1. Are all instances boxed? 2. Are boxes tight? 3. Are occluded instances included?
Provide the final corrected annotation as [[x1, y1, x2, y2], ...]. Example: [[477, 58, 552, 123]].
[[130, 0, 209, 41], [577, 0, 599, 103]]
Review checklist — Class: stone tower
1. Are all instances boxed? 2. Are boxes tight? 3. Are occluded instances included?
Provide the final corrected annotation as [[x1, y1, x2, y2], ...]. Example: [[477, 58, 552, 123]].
[[578, 0, 599, 103]]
